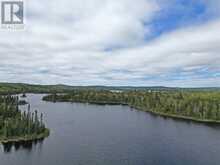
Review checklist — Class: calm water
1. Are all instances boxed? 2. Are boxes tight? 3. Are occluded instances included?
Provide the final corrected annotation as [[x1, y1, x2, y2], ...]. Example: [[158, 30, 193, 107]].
[[1, 94, 220, 165]]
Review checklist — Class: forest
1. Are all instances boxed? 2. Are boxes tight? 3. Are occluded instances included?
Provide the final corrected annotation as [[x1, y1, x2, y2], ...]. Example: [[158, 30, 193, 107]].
[[1, 83, 219, 95], [0, 95, 49, 143], [43, 90, 220, 123]]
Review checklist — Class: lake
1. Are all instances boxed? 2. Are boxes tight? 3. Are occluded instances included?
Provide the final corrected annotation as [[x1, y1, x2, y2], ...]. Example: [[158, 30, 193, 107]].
[[1, 94, 220, 165]]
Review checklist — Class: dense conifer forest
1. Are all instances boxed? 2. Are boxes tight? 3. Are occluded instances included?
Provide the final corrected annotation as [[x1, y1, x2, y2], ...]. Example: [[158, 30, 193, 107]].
[[0, 83, 219, 95], [0, 95, 49, 143], [43, 90, 220, 123]]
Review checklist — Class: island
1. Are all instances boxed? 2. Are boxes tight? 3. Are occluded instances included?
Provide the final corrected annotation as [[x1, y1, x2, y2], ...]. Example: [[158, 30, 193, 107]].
[[0, 95, 49, 144], [18, 99, 28, 105], [20, 93, 27, 98], [43, 90, 220, 124]]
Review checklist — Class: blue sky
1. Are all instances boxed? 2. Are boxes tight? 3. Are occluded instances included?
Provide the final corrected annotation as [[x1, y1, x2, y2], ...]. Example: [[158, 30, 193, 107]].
[[0, 0, 219, 87], [148, 0, 208, 38]]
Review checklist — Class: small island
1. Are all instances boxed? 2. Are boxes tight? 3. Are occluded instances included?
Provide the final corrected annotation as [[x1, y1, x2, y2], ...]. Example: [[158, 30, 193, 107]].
[[18, 100, 28, 105], [21, 93, 27, 98], [43, 90, 220, 124], [0, 95, 49, 144]]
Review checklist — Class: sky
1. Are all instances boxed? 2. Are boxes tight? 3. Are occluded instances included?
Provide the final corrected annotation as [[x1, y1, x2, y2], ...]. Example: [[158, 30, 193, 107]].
[[0, 0, 220, 87]]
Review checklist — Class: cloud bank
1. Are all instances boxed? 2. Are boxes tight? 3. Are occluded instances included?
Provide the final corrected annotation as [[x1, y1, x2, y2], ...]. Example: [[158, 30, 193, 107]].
[[0, 0, 219, 87]]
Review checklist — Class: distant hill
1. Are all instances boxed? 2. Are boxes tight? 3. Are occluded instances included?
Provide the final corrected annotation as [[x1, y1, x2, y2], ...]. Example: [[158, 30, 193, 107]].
[[0, 82, 219, 94]]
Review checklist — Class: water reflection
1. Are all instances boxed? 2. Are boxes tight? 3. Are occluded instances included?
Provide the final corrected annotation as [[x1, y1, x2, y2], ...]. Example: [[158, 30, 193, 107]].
[[1, 138, 44, 153]]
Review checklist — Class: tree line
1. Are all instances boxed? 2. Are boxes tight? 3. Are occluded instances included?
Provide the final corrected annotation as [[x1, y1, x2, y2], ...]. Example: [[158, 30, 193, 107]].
[[43, 90, 220, 122], [0, 95, 49, 141]]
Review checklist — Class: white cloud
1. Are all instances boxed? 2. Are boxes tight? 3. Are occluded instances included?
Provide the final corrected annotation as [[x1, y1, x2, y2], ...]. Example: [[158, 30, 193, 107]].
[[0, 0, 219, 87], [25, 0, 159, 50]]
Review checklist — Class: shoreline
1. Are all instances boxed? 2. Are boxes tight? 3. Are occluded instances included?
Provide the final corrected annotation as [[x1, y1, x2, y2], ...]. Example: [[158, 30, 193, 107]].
[[44, 99, 220, 125], [0, 129, 50, 144], [133, 106, 220, 125]]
